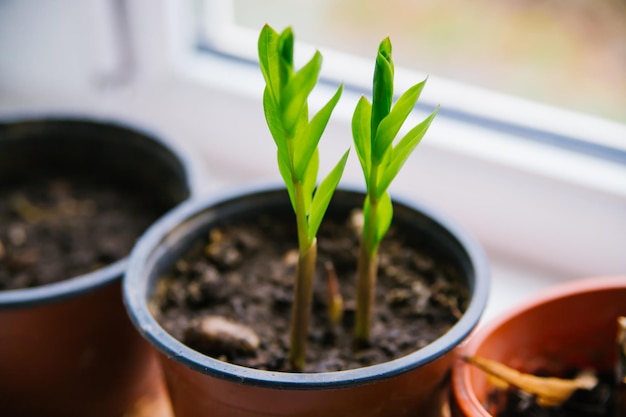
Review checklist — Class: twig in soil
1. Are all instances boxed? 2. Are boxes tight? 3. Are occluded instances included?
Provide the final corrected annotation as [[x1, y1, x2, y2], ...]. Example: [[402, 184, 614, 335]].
[[617, 316, 626, 416], [10, 194, 51, 223], [9, 193, 89, 224], [464, 356, 598, 407], [325, 261, 344, 326]]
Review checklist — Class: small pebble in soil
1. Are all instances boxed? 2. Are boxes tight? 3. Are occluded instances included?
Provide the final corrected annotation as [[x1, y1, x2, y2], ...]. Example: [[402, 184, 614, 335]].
[[205, 229, 244, 269], [385, 288, 412, 307], [8, 225, 27, 246], [412, 280, 432, 314], [184, 315, 260, 358]]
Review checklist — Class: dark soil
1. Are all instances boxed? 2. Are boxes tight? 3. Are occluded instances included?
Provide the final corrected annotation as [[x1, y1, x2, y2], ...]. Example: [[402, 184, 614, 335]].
[[151, 211, 470, 373], [487, 370, 617, 417], [0, 178, 167, 290]]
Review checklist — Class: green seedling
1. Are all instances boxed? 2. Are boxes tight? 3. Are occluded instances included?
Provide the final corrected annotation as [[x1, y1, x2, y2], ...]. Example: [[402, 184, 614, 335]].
[[352, 37, 438, 343], [258, 24, 350, 370]]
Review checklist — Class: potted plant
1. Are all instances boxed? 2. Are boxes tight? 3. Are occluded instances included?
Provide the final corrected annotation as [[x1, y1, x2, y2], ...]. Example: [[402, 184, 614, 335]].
[[450, 276, 626, 417], [0, 115, 202, 417], [123, 25, 489, 417]]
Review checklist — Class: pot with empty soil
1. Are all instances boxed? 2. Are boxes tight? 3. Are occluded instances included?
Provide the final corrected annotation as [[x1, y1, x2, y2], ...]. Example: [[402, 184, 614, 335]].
[[450, 276, 626, 417], [123, 183, 489, 417], [0, 115, 202, 417]]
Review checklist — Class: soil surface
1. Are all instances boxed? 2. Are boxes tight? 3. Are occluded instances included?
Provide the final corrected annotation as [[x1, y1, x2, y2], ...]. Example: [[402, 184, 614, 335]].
[[151, 211, 470, 373], [487, 370, 617, 417], [0, 178, 167, 290]]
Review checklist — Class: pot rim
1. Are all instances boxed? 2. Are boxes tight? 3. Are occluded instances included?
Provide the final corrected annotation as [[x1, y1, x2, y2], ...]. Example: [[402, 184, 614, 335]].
[[451, 275, 626, 416], [0, 113, 203, 309], [123, 181, 490, 389]]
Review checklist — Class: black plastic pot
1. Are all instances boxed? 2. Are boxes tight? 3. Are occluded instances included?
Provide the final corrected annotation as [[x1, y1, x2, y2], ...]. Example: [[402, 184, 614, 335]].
[[0, 115, 203, 417], [123, 183, 490, 417]]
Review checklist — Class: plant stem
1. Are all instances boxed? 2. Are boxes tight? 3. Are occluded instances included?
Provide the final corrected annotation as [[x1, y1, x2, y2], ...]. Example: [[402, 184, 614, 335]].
[[289, 237, 317, 370], [293, 180, 310, 251], [355, 163, 380, 344], [288, 180, 316, 370], [354, 236, 378, 344]]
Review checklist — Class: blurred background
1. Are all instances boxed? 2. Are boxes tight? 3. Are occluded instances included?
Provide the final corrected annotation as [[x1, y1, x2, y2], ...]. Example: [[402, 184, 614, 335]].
[[233, 0, 626, 123], [2, 0, 625, 122]]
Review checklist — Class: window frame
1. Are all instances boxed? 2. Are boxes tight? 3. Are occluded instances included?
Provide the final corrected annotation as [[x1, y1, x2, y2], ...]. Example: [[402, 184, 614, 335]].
[[191, 0, 626, 155]]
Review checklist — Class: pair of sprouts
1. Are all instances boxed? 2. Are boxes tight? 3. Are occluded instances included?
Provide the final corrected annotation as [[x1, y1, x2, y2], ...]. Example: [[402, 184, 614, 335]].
[[258, 25, 438, 370]]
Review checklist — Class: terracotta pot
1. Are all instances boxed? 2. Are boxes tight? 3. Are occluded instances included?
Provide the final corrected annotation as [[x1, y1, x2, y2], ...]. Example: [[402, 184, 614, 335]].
[[0, 115, 202, 417], [124, 183, 490, 417], [450, 276, 626, 416]]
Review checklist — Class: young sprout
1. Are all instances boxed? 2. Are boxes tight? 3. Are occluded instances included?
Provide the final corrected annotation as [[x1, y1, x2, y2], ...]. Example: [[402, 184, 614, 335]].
[[258, 24, 350, 370], [352, 37, 438, 343], [325, 261, 344, 326]]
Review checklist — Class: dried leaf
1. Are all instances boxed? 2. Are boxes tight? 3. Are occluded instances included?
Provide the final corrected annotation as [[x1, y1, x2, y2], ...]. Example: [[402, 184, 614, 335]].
[[464, 355, 598, 407]]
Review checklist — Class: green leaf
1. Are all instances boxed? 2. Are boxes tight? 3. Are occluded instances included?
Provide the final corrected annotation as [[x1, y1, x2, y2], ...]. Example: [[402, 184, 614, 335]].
[[294, 84, 343, 180], [376, 107, 438, 196], [301, 148, 319, 215], [281, 51, 322, 136], [374, 192, 393, 245], [378, 37, 393, 73], [263, 88, 287, 148], [352, 96, 372, 184], [378, 143, 392, 176], [371, 38, 394, 139], [307, 149, 350, 239], [258, 25, 282, 103], [373, 80, 425, 161], [278, 27, 294, 90], [277, 147, 296, 211], [363, 192, 393, 249]]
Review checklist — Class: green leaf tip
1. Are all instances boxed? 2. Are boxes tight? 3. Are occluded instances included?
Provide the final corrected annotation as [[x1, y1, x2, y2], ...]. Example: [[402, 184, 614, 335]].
[[278, 26, 294, 65], [294, 83, 343, 180], [307, 148, 350, 240], [378, 36, 392, 61], [371, 38, 394, 141]]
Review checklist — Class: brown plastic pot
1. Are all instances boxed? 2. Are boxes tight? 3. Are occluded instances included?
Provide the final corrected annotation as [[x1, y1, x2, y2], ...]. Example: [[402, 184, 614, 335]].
[[450, 275, 626, 416], [123, 183, 490, 417], [0, 115, 202, 417]]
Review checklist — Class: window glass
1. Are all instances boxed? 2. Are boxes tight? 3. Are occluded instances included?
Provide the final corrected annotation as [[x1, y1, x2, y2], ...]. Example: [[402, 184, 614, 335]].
[[230, 0, 626, 124]]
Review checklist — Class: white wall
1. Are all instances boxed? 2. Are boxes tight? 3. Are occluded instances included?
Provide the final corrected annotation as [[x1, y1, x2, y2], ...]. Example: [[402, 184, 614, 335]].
[[0, 1, 99, 95]]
